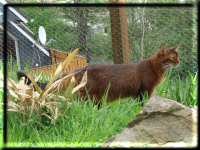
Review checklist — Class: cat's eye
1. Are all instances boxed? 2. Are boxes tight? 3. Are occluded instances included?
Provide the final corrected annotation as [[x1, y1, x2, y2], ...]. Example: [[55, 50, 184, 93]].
[[170, 54, 176, 59]]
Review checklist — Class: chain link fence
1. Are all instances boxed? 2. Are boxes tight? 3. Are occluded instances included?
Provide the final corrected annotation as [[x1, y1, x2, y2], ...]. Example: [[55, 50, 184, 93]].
[[2, 5, 197, 77]]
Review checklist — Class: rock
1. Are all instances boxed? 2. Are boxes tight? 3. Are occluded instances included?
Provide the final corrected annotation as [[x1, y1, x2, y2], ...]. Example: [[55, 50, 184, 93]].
[[104, 96, 197, 147]]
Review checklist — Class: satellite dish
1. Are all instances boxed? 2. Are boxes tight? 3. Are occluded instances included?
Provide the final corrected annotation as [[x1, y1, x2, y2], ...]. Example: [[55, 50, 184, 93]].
[[38, 26, 46, 45]]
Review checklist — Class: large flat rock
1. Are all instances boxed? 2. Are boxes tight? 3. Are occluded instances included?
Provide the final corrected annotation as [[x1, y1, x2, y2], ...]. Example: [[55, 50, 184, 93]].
[[104, 96, 197, 147]]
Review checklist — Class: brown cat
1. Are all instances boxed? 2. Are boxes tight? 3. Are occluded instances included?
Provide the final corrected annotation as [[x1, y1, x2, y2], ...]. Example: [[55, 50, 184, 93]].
[[73, 46, 180, 104]]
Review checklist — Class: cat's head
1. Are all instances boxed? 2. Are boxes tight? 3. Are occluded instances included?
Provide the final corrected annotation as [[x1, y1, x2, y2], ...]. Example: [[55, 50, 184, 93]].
[[155, 46, 180, 70]]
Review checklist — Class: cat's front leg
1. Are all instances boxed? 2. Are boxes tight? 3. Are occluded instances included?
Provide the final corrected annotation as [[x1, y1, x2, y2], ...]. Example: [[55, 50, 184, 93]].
[[147, 88, 154, 98]]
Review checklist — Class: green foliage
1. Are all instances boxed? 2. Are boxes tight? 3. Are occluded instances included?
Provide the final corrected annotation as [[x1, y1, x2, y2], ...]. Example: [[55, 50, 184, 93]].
[[8, 97, 142, 147], [156, 70, 197, 107], [128, 7, 197, 77], [88, 33, 113, 61]]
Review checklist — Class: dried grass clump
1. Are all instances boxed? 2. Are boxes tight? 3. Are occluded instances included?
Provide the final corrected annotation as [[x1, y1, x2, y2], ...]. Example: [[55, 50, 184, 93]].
[[7, 48, 87, 124]]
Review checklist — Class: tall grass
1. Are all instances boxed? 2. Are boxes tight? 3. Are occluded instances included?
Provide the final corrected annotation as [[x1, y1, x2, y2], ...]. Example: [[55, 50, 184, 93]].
[[8, 97, 142, 147], [156, 70, 197, 107]]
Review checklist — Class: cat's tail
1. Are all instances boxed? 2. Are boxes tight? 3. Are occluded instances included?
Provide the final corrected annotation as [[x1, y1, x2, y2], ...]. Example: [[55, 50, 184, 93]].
[[17, 71, 47, 90]]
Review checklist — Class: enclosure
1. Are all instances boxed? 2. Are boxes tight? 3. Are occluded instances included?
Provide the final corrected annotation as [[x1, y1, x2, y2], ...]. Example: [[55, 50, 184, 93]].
[[1, 2, 198, 148]]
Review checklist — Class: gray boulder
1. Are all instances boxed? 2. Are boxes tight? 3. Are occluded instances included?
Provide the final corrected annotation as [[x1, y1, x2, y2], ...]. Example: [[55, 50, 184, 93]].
[[104, 96, 197, 147]]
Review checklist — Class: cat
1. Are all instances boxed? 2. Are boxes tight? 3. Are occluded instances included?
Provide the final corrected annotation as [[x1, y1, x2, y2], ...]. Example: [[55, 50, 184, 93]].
[[73, 46, 180, 104], [17, 46, 180, 105]]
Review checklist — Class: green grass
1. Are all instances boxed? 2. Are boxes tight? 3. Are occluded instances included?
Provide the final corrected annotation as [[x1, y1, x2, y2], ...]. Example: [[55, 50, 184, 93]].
[[156, 70, 197, 107], [7, 97, 142, 147]]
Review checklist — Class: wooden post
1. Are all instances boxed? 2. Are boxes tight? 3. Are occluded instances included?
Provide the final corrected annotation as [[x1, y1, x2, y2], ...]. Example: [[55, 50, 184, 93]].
[[109, 0, 131, 64]]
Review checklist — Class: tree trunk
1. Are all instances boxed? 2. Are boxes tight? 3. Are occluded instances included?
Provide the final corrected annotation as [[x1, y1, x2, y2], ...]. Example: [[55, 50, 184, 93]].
[[109, 0, 131, 64]]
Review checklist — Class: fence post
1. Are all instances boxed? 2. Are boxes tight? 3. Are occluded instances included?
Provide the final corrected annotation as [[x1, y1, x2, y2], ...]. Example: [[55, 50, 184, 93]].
[[109, 0, 131, 64]]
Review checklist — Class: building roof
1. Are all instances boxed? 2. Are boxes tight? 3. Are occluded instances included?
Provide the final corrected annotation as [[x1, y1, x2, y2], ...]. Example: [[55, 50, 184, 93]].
[[8, 7, 28, 23], [10, 21, 50, 56]]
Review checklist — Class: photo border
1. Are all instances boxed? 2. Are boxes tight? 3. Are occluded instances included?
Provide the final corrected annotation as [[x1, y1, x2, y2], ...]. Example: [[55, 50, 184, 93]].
[[2, 2, 198, 148]]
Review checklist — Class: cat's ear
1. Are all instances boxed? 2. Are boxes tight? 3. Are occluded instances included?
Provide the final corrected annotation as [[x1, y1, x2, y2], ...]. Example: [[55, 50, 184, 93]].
[[175, 46, 179, 52], [170, 46, 179, 52]]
